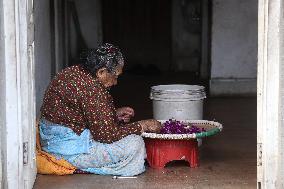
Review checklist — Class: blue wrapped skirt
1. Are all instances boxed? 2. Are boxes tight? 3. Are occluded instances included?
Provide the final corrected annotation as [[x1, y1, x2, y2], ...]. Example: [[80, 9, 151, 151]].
[[39, 119, 146, 176]]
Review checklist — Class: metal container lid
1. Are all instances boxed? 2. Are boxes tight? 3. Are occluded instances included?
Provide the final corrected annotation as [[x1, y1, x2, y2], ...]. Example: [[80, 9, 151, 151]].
[[150, 84, 206, 101]]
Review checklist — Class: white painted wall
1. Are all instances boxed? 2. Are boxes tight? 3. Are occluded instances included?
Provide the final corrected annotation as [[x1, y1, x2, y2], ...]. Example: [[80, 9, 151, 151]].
[[210, 0, 258, 95], [34, 0, 53, 116]]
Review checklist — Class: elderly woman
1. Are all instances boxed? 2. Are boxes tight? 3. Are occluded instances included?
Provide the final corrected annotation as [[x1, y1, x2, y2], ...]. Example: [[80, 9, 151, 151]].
[[39, 43, 161, 176]]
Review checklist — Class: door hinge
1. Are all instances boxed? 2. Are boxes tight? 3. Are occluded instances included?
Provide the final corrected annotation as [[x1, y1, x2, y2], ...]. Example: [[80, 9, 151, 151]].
[[23, 142, 29, 165], [257, 143, 262, 166]]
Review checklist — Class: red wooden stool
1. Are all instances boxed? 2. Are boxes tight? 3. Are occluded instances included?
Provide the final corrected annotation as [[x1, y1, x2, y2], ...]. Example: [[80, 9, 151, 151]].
[[144, 138, 199, 169]]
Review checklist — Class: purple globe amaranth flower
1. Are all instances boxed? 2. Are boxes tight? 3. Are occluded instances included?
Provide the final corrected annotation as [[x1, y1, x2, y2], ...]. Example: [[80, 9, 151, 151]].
[[160, 119, 205, 134]]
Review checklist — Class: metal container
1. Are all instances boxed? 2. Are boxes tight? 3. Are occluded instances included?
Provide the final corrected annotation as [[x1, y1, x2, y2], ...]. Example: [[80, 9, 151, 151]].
[[150, 84, 206, 120]]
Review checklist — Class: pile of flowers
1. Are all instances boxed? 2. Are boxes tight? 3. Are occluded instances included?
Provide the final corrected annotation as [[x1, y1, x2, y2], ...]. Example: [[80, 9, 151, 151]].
[[160, 119, 206, 134]]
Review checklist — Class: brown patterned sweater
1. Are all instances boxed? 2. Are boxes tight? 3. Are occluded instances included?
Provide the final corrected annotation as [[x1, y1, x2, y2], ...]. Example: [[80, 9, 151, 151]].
[[40, 65, 142, 143]]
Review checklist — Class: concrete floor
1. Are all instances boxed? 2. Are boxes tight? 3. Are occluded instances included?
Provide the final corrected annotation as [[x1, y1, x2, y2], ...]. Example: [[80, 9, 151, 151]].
[[33, 73, 256, 189]]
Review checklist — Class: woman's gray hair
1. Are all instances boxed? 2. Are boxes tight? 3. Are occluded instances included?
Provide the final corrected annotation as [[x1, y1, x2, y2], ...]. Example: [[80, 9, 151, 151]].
[[80, 43, 124, 77]]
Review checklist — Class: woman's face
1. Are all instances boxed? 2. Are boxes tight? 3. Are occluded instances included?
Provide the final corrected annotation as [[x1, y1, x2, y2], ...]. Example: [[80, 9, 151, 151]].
[[96, 65, 123, 88]]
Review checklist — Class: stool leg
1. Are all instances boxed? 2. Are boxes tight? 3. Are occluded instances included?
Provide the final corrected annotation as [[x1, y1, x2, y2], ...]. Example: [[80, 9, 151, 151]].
[[146, 148, 167, 169], [189, 146, 199, 168]]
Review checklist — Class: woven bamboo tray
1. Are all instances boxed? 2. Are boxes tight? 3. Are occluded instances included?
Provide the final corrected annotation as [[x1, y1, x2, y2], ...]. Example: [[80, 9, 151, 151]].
[[141, 120, 223, 140]]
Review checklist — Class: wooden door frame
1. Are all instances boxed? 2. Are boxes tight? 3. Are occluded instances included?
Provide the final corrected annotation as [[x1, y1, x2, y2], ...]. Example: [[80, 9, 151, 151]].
[[0, 0, 36, 188], [1, 0, 284, 188], [257, 0, 284, 188]]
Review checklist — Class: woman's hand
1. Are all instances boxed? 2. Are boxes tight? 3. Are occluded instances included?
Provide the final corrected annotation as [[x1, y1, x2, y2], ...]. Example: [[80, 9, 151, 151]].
[[138, 119, 162, 133], [116, 107, 135, 123]]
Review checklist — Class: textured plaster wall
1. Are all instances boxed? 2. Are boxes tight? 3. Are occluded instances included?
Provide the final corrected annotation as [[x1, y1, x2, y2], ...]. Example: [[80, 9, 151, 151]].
[[34, 0, 102, 115], [69, 0, 102, 62], [172, 0, 201, 72], [34, 0, 52, 116], [210, 0, 257, 95], [75, 0, 102, 48]]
